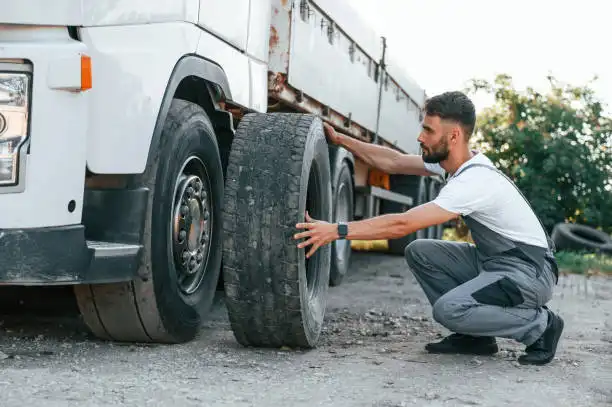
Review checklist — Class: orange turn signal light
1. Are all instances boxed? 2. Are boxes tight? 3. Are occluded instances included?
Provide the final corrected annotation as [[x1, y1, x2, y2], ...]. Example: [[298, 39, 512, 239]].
[[81, 54, 92, 91]]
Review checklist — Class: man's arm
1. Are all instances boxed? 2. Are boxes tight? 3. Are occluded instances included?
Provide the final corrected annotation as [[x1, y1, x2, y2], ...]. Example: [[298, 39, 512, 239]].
[[294, 203, 458, 258], [344, 202, 456, 240], [326, 124, 434, 176]]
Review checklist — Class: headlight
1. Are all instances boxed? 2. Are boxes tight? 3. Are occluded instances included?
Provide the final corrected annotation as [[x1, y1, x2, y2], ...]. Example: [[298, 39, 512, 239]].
[[0, 70, 30, 187]]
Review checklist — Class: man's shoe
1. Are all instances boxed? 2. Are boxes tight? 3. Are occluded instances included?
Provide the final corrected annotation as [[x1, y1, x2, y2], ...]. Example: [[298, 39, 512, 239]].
[[518, 309, 564, 365], [425, 333, 499, 355]]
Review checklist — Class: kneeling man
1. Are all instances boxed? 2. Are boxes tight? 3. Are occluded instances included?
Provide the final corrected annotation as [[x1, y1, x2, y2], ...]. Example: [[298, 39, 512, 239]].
[[294, 91, 563, 366]]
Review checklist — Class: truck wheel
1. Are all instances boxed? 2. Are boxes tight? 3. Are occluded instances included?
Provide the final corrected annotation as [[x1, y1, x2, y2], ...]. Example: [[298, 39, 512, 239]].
[[330, 161, 354, 287], [551, 223, 612, 254], [381, 175, 427, 255], [74, 99, 224, 343], [426, 177, 444, 240], [415, 177, 429, 240], [222, 113, 332, 348]]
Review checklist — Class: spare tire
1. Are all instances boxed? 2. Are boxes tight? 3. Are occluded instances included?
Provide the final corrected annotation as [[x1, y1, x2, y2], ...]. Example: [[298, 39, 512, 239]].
[[551, 223, 612, 254], [222, 113, 332, 348]]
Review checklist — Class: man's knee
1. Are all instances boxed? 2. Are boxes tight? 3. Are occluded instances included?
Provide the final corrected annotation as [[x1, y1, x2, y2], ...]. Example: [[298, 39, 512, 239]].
[[404, 239, 436, 271], [432, 294, 472, 332]]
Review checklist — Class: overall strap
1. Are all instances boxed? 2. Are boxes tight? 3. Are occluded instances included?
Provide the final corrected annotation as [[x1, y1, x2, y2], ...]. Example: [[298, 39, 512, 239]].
[[452, 163, 556, 253]]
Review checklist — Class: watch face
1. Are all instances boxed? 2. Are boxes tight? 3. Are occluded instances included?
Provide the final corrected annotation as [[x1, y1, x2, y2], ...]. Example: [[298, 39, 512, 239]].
[[338, 223, 348, 237]]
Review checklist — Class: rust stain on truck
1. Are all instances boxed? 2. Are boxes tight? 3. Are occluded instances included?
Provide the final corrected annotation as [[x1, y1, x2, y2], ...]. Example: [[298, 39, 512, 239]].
[[268, 0, 292, 74], [269, 26, 280, 51]]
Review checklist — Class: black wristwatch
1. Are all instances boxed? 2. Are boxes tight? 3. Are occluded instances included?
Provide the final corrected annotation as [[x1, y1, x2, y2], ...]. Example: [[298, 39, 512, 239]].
[[337, 222, 348, 240]]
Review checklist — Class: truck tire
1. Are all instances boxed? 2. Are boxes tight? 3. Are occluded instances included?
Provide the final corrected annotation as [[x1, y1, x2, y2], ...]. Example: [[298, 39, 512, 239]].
[[222, 113, 332, 348], [330, 160, 354, 287], [74, 99, 224, 343], [381, 175, 427, 255], [426, 177, 445, 240], [551, 223, 612, 254], [415, 177, 429, 240]]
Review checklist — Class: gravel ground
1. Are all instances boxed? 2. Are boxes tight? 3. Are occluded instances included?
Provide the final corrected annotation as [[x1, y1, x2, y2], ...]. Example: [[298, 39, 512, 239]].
[[0, 252, 610, 407]]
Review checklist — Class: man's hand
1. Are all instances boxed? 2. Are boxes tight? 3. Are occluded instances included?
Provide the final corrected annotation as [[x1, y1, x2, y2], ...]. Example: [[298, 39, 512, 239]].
[[294, 211, 339, 258], [323, 123, 343, 145]]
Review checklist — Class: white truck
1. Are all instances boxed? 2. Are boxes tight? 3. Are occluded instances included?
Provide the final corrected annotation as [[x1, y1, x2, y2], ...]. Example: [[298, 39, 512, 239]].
[[0, 0, 444, 347]]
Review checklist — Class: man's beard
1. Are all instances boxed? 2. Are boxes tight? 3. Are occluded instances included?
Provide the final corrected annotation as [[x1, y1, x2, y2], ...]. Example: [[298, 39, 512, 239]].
[[421, 138, 450, 163]]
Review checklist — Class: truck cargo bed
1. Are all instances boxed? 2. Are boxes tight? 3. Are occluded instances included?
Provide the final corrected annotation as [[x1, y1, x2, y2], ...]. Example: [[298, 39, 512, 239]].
[[268, 0, 425, 154]]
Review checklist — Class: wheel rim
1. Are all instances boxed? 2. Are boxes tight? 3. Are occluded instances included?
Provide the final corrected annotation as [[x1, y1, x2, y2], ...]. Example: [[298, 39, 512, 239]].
[[334, 181, 351, 265], [171, 156, 213, 295]]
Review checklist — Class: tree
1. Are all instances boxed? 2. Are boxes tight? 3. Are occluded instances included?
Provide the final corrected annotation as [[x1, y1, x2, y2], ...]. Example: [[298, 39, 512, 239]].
[[464, 74, 612, 233]]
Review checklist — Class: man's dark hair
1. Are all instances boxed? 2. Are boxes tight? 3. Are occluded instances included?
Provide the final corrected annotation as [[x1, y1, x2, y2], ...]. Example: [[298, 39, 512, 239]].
[[424, 91, 476, 138]]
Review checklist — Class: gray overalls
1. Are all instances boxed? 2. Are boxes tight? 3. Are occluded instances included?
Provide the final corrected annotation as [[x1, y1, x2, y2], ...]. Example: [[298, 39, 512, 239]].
[[405, 164, 559, 346]]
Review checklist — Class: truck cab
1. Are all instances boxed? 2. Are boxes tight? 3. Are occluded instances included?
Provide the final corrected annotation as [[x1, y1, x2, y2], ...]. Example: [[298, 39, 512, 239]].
[[0, 0, 441, 347]]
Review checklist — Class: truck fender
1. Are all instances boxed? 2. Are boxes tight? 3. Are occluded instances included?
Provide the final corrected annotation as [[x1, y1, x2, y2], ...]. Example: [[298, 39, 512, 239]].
[[143, 55, 233, 171]]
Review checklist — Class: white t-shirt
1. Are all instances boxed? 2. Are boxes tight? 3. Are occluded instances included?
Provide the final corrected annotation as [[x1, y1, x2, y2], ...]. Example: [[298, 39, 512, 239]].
[[423, 152, 548, 248]]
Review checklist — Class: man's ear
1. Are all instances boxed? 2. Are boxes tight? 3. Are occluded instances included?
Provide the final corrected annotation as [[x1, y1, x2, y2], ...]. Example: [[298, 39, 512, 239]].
[[449, 125, 461, 144]]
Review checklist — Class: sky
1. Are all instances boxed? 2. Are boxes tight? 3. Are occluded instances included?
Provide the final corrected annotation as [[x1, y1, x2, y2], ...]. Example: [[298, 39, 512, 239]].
[[349, 0, 611, 113]]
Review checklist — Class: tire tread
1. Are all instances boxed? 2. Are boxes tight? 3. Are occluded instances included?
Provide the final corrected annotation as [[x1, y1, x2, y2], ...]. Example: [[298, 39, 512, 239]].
[[223, 113, 327, 348]]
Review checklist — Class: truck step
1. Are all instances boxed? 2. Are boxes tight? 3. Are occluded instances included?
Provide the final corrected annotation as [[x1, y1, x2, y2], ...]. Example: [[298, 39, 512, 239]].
[[355, 186, 414, 206], [86, 240, 142, 258]]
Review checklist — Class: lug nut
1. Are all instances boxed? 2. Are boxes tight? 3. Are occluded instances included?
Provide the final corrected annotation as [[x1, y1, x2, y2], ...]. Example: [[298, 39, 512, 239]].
[[181, 205, 189, 216], [201, 191, 207, 200], [182, 251, 190, 262], [196, 253, 203, 262], [179, 230, 187, 241], [203, 211, 210, 220], [186, 187, 195, 197]]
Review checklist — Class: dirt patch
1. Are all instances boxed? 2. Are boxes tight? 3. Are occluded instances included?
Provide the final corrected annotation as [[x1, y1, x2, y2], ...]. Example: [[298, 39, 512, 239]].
[[0, 252, 610, 406]]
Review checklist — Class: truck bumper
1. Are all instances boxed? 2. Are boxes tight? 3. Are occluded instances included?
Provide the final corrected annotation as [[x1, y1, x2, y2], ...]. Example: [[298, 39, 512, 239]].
[[0, 225, 141, 285], [0, 187, 147, 285]]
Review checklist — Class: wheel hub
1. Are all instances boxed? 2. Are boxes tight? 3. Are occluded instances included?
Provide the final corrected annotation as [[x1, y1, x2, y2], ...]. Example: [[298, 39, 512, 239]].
[[172, 170, 211, 293]]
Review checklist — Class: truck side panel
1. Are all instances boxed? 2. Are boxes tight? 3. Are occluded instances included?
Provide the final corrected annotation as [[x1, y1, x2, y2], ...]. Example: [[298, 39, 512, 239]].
[[198, 0, 250, 51], [310, 0, 381, 62], [82, 22, 200, 174], [377, 72, 423, 155], [0, 26, 88, 228], [384, 52, 426, 108], [83, 0, 200, 27], [247, 0, 273, 62], [249, 59, 269, 113], [285, 1, 380, 135], [1, 0, 82, 26], [1, 0, 200, 27], [84, 21, 266, 175], [195, 29, 252, 108], [269, 0, 426, 155]]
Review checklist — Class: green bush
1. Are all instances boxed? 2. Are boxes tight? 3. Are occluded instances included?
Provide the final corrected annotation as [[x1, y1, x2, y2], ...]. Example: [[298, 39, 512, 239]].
[[465, 74, 612, 234], [555, 251, 612, 275]]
